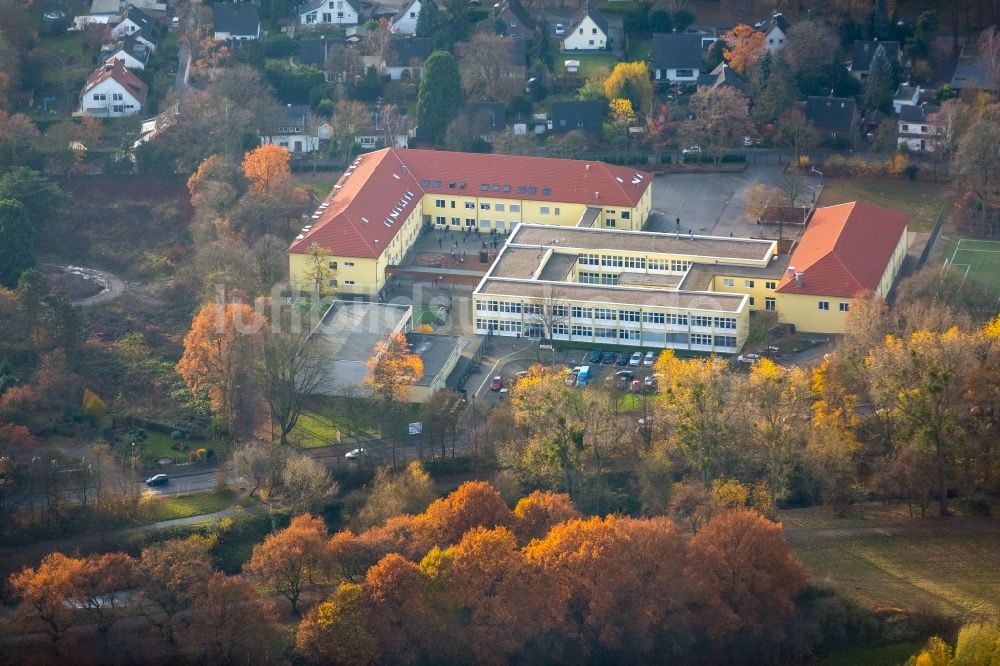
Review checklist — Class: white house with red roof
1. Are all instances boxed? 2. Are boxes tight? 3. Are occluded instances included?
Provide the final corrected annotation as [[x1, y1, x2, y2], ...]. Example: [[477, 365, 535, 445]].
[[78, 59, 149, 117], [287, 147, 653, 297], [775, 201, 908, 333]]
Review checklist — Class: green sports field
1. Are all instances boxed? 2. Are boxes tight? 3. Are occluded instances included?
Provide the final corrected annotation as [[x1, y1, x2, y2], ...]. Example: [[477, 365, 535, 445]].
[[942, 237, 1000, 292]]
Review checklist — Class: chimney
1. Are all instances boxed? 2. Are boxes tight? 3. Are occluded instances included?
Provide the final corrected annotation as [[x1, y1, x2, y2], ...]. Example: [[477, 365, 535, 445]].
[[594, 191, 600, 200], [794, 271, 804, 288], [786, 266, 795, 279], [585, 163, 590, 170]]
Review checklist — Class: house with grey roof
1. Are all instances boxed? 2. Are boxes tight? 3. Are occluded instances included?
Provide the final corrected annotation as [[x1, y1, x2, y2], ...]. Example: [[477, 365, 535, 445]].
[[804, 96, 858, 141], [102, 34, 153, 70], [754, 12, 789, 52], [897, 104, 944, 153], [850, 40, 900, 80], [951, 43, 999, 92], [261, 104, 319, 153], [212, 3, 261, 40], [299, 0, 360, 26], [550, 100, 604, 135], [562, 4, 608, 51], [651, 33, 703, 82], [495, 0, 536, 40]]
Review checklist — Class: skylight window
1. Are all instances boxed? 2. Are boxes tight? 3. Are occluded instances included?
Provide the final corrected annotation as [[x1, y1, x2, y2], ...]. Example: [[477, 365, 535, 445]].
[[517, 186, 526, 194], [542, 187, 551, 195], [528, 186, 537, 194], [481, 184, 489, 191], [492, 184, 500, 192], [433, 180, 441, 188], [503, 185, 511, 193], [421, 179, 430, 187]]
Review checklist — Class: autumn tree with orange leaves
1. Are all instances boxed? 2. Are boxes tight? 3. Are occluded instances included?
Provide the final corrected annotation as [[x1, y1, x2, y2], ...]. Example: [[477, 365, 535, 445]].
[[244, 513, 331, 615], [9, 552, 86, 653], [242, 143, 291, 194], [176, 302, 266, 435], [364, 332, 423, 448], [722, 24, 766, 74]]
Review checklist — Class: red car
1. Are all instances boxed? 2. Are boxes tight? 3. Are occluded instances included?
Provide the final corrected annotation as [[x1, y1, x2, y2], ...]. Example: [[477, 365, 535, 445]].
[[490, 375, 503, 391]]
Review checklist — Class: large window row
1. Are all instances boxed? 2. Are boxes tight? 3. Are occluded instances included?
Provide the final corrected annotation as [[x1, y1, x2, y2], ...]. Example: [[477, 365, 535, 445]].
[[476, 319, 522, 334]]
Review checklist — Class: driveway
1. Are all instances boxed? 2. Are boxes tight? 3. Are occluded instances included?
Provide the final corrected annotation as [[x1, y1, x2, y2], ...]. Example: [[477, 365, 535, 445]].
[[647, 162, 789, 239], [40, 263, 127, 306]]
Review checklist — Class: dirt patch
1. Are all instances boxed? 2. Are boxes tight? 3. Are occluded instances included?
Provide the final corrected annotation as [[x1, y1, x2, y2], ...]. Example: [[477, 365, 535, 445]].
[[41, 265, 105, 300]]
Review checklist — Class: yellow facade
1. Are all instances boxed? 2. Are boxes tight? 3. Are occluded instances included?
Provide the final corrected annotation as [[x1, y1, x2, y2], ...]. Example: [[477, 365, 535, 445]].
[[705, 275, 780, 312]]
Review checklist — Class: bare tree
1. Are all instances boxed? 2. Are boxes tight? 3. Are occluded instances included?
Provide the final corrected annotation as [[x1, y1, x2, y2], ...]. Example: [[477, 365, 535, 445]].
[[363, 18, 393, 75], [980, 26, 1000, 92], [325, 43, 364, 86], [379, 103, 409, 148], [955, 118, 1000, 232], [776, 172, 809, 241], [280, 454, 338, 513], [526, 288, 569, 344], [776, 107, 818, 164], [682, 87, 751, 165], [233, 440, 288, 498], [459, 34, 521, 102]]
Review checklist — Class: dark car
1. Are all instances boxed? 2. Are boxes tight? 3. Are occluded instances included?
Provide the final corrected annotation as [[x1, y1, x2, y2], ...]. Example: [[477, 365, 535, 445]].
[[616, 352, 629, 366], [601, 351, 616, 364], [145, 474, 169, 487], [589, 349, 602, 363]]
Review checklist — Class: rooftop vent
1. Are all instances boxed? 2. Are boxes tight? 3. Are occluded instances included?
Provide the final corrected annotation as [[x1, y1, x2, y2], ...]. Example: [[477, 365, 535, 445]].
[[794, 271, 804, 288], [361, 217, 369, 224]]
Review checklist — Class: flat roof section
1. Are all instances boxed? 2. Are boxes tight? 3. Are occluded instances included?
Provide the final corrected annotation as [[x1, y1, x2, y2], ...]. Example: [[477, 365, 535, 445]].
[[477, 279, 746, 312], [407, 333, 465, 387], [537, 252, 580, 281], [617, 272, 683, 289], [309, 301, 412, 361], [489, 246, 551, 279], [510, 224, 775, 263], [577, 206, 602, 228], [678, 254, 791, 291]]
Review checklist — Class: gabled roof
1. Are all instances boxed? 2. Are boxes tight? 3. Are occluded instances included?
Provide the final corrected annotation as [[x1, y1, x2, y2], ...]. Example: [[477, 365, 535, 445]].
[[651, 33, 703, 71], [299, 38, 331, 67], [804, 96, 857, 131], [108, 34, 152, 64], [392, 0, 423, 23], [776, 202, 908, 298], [212, 2, 260, 36], [499, 0, 534, 30], [389, 36, 432, 65], [81, 59, 149, 105], [289, 148, 652, 258], [265, 104, 311, 133], [951, 45, 999, 91], [122, 6, 155, 31], [550, 100, 604, 134], [710, 62, 747, 93], [755, 12, 789, 34], [898, 104, 939, 123], [300, 0, 360, 14], [851, 40, 900, 71], [569, 4, 608, 37], [465, 102, 506, 133]]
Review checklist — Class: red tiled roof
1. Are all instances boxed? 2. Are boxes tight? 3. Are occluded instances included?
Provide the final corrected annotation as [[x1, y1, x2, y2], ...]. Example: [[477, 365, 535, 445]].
[[289, 148, 652, 258], [81, 59, 148, 105], [776, 201, 907, 298]]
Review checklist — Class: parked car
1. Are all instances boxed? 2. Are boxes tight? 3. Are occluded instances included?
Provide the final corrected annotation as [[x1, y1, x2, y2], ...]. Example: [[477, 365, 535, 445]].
[[554, 23, 565, 35], [629, 351, 642, 366], [737, 353, 761, 364], [629, 379, 642, 393], [42, 10, 66, 22], [565, 372, 578, 386], [601, 351, 616, 364], [345, 448, 366, 459], [643, 351, 656, 366], [615, 369, 634, 380], [498, 387, 509, 400], [145, 473, 169, 487], [644, 373, 663, 389], [590, 349, 602, 363], [682, 146, 702, 154], [490, 375, 503, 391], [616, 352, 630, 366]]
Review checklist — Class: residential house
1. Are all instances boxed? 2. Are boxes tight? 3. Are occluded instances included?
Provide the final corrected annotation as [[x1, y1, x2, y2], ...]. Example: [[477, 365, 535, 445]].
[[705, 61, 748, 94], [261, 104, 319, 153], [464, 101, 507, 139], [686, 25, 719, 50], [298, 0, 360, 26], [562, 5, 608, 51], [494, 0, 536, 40], [111, 7, 155, 41], [299, 38, 332, 68], [804, 96, 858, 141], [850, 40, 900, 80], [775, 202, 908, 334], [651, 33, 703, 82], [385, 36, 432, 80], [550, 100, 604, 135], [390, 0, 424, 35], [892, 84, 920, 114], [754, 12, 789, 53], [212, 3, 261, 41], [897, 104, 944, 153], [79, 59, 148, 117], [102, 34, 152, 70], [88, 0, 122, 24]]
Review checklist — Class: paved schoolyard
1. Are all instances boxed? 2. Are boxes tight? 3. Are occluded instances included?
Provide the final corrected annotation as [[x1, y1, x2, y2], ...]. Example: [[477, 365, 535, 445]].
[[647, 163, 819, 240]]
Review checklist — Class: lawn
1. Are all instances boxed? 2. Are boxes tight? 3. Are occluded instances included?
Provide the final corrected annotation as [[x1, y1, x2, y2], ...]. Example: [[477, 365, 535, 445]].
[[781, 506, 1000, 618], [817, 178, 957, 233], [138, 490, 235, 523], [941, 237, 1000, 292], [288, 398, 423, 447], [626, 39, 652, 62], [554, 53, 620, 77], [813, 642, 920, 666]]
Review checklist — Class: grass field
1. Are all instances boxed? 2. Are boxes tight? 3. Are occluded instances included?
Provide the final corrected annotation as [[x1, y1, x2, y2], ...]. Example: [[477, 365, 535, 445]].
[[782, 506, 1000, 618], [941, 237, 1000, 292], [813, 642, 919, 666], [138, 490, 234, 523], [817, 179, 956, 233], [414, 304, 443, 328], [554, 53, 619, 77]]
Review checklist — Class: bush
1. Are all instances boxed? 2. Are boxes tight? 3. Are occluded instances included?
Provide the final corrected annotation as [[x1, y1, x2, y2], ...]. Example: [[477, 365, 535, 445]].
[[82, 388, 107, 422], [903, 164, 919, 181], [262, 33, 298, 58], [171, 430, 182, 441]]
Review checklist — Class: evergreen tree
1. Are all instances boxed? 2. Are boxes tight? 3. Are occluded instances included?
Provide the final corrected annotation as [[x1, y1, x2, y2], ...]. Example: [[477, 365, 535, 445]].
[[868, 0, 890, 41], [417, 51, 463, 145], [0, 199, 33, 288], [864, 44, 893, 112], [416, 0, 439, 39], [753, 55, 798, 123]]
